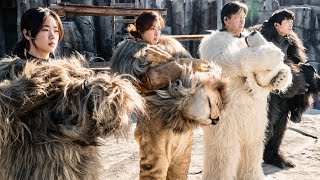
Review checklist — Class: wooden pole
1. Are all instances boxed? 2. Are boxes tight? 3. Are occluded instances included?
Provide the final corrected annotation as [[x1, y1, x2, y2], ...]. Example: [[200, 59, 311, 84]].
[[163, 35, 206, 41], [217, 0, 223, 30], [49, 3, 167, 17]]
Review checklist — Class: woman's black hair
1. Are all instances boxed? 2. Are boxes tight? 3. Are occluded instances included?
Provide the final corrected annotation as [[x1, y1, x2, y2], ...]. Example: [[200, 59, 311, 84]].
[[127, 11, 164, 40], [13, 7, 64, 58], [268, 8, 295, 24]]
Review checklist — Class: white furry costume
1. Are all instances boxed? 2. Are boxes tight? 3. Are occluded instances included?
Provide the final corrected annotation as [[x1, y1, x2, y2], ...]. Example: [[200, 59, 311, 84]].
[[199, 30, 293, 180]]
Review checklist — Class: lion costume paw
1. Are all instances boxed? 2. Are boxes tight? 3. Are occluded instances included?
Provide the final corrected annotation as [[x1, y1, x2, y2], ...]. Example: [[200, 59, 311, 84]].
[[145, 46, 212, 73], [176, 58, 212, 72], [145, 46, 174, 67]]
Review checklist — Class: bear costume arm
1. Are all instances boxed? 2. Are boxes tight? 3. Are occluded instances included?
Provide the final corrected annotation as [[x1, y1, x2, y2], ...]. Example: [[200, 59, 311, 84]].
[[199, 31, 284, 77]]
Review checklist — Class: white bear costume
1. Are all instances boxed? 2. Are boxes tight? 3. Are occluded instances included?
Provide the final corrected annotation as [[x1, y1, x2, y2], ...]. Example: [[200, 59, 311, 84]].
[[199, 30, 292, 180]]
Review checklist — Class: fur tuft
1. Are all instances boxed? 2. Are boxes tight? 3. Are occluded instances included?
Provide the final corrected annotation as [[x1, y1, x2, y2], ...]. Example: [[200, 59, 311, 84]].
[[0, 55, 145, 179]]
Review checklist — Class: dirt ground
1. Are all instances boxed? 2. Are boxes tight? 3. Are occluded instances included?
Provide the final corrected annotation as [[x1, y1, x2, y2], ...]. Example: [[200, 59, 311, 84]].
[[100, 109, 320, 180]]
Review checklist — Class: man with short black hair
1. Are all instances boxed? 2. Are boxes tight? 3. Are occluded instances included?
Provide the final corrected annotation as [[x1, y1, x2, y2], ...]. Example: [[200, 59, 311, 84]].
[[220, 1, 248, 37]]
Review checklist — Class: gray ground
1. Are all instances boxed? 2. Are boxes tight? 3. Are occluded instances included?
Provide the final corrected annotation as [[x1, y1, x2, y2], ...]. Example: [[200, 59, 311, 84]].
[[100, 109, 320, 180]]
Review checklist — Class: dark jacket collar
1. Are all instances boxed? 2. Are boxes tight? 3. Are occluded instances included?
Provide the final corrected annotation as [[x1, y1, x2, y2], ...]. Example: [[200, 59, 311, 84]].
[[19, 52, 53, 61]]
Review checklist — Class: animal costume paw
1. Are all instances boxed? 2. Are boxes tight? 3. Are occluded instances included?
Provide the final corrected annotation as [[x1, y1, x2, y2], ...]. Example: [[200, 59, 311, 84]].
[[264, 149, 296, 169], [271, 68, 291, 90], [145, 46, 174, 67], [244, 73, 265, 96], [177, 58, 212, 72]]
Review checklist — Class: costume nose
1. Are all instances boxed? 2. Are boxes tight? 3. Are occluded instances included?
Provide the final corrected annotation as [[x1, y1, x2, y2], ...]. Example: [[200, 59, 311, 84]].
[[210, 116, 219, 125]]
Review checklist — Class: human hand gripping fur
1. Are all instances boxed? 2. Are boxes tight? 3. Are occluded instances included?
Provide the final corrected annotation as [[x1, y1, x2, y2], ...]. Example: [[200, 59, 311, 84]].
[[145, 46, 212, 72], [140, 46, 214, 93], [145, 46, 174, 67]]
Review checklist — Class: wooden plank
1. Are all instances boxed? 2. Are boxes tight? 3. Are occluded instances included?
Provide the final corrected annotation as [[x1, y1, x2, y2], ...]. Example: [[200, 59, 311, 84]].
[[50, 3, 167, 17], [164, 34, 207, 41], [113, 19, 134, 24], [112, 3, 135, 8]]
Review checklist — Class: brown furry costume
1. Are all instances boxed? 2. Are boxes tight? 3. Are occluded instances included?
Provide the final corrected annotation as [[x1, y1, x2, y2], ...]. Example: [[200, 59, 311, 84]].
[[0, 55, 145, 179], [255, 22, 319, 168], [110, 36, 226, 179]]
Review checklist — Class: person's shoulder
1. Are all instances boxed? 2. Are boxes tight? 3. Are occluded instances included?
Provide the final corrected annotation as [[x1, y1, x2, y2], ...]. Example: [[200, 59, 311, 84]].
[[116, 38, 136, 47], [200, 30, 235, 48], [116, 38, 147, 49], [208, 30, 229, 37], [204, 30, 235, 40]]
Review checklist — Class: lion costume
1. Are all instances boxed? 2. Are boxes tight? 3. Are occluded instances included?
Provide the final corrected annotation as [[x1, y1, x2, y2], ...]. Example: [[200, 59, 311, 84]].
[[0, 55, 145, 179], [199, 30, 293, 180], [110, 36, 227, 180]]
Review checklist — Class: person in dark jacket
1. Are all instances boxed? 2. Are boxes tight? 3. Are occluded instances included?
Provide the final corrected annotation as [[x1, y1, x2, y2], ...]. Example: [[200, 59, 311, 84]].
[[256, 8, 320, 169]]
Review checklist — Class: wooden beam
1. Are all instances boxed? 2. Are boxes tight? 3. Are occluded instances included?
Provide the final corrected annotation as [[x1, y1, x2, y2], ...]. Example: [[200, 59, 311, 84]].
[[164, 34, 207, 41], [50, 3, 167, 17]]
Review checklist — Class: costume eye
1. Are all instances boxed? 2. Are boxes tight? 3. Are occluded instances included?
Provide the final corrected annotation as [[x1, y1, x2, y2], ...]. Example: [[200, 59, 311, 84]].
[[207, 97, 212, 109]]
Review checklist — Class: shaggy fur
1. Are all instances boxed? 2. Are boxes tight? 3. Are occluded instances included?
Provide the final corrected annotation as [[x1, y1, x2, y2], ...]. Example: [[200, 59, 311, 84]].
[[110, 36, 227, 180], [110, 36, 192, 78], [135, 68, 227, 180], [264, 63, 320, 168], [199, 30, 292, 180], [254, 22, 320, 168], [0, 55, 145, 180]]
